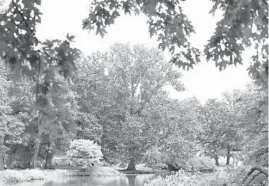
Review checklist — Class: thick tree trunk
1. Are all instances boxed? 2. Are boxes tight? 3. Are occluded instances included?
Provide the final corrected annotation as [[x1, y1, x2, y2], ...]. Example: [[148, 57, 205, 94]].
[[214, 155, 219, 166], [226, 148, 231, 165], [126, 158, 136, 171]]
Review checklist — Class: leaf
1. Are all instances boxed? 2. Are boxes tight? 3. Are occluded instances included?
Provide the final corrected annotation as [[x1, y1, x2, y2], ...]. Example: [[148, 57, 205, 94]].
[[66, 34, 75, 42]]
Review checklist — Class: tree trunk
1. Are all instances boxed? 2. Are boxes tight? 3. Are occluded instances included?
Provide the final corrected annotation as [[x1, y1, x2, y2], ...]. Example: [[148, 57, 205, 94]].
[[44, 150, 49, 169], [33, 113, 41, 168], [0, 134, 5, 170], [44, 150, 54, 169], [226, 148, 231, 165], [33, 54, 42, 169], [44, 139, 50, 169], [33, 138, 40, 168], [214, 155, 219, 166], [126, 158, 136, 171]]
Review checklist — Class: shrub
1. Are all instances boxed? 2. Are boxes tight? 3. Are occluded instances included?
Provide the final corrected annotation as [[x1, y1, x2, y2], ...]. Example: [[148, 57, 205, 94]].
[[66, 139, 103, 170], [186, 156, 216, 172], [145, 171, 203, 186]]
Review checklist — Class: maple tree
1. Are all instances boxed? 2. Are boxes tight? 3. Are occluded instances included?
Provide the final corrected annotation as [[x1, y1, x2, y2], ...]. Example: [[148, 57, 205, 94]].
[[84, 0, 268, 71]]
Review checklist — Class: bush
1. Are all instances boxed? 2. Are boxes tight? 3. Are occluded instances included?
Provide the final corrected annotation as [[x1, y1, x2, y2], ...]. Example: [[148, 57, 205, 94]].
[[186, 156, 216, 172], [66, 139, 103, 170], [145, 171, 203, 186]]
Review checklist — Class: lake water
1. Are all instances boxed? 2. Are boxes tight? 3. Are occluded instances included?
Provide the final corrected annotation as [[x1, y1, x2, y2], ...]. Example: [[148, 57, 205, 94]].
[[6, 174, 156, 186]]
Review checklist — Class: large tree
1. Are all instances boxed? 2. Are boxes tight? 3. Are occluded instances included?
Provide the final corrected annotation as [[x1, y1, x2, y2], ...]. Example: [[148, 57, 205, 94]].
[[73, 43, 184, 170], [198, 99, 228, 166], [143, 96, 201, 170]]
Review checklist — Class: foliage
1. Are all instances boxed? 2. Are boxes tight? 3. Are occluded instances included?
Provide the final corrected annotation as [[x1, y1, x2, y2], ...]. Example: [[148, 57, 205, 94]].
[[146, 166, 267, 186], [205, 0, 268, 69], [84, 0, 268, 75], [197, 99, 227, 163], [83, 0, 200, 69], [66, 139, 103, 169], [0, 61, 79, 168], [0, 0, 81, 168], [0, 0, 267, 179], [76, 112, 102, 142], [0, 0, 80, 80], [145, 171, 209, 186], [238, 85, 268, 167], [142, 97, 201, 170], [186, 156, 216, 172], [197, 92, 247, 166], [73, 44, 185, 169]]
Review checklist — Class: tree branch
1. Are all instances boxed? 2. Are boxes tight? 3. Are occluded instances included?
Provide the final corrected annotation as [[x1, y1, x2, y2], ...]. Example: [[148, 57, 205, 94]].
[[243, 166, 268, 184]]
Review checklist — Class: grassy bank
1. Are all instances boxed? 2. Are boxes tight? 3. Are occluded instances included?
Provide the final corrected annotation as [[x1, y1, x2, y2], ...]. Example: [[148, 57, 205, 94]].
[[0, 169, 69, 184], [0, 167, 122, 184]]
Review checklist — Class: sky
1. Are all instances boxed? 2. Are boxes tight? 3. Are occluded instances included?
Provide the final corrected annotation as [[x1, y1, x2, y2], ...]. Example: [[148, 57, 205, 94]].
[[35, 0, 252, 104]]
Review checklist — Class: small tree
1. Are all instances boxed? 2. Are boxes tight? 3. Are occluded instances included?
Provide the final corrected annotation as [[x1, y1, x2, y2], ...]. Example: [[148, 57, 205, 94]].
[[66, 139, 102, 170]]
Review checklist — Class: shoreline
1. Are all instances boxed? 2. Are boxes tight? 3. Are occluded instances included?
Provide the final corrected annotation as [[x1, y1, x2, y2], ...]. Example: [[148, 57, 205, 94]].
[[0, 167, 160, 184]]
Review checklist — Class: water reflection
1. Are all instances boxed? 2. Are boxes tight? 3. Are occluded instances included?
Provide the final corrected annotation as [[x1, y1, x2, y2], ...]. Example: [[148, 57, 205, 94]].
[[6, 174, 156, 186]]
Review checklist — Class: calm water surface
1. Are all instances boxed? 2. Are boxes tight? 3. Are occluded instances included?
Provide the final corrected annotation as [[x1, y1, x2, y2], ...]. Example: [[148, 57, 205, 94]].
[[7, 174, 156, 186]]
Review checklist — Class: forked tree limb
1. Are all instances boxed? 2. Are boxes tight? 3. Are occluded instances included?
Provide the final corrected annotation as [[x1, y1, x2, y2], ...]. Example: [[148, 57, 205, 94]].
[[243, 166, 268, 185]]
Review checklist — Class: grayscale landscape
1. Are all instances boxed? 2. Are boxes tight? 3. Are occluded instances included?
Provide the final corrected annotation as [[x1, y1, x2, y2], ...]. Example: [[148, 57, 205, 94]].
[[0, 0, 268, 185]]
